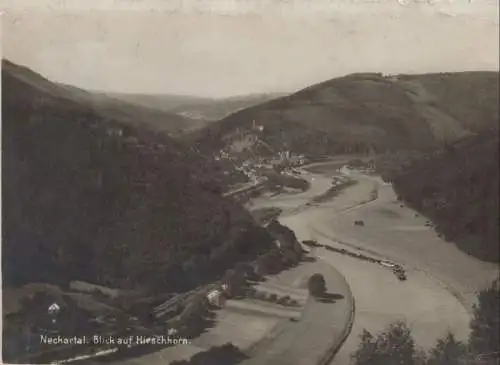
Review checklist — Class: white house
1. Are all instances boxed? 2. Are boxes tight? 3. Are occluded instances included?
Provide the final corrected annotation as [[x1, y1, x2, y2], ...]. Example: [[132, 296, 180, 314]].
[[274, 239, 282, 249], [167, 328, 178, 336], [206, 290, 226, 308], [106, 127, 123, 137], [47, 302, 60, 315]]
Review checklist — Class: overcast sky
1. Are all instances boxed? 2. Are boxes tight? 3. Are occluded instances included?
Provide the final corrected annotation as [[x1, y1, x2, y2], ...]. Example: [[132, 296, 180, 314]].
[[1, 0, 499, 98]]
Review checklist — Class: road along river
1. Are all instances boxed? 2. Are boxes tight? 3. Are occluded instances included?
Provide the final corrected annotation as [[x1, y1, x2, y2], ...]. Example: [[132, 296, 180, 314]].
[[251, 161, 498, 364]]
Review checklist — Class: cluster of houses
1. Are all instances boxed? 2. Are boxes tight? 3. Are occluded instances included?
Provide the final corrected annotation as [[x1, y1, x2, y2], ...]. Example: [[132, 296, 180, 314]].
[[268, 151, 306, 167], [154, 220, 304, 338], [212, 120, 309, 192], [237, 161, 263, 184], [214, 150, 233, 161], [356, 167, 376, 174], [217, 149, 307, 189], [6, 223, 306, 362]]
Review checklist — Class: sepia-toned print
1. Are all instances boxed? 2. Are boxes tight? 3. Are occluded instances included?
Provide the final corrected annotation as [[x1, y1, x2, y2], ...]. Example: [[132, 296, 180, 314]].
[[1, 2, 499, 364]]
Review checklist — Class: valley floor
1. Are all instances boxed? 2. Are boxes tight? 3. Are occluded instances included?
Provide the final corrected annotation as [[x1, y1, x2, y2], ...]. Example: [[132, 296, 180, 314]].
[[88, 159, 498, 365], [252, 161, 498, 364]]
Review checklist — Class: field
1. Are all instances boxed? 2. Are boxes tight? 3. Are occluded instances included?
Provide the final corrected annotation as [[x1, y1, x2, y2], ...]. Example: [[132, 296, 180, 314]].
[[115, 265, 312, 364], [193, 309, 281, 349]]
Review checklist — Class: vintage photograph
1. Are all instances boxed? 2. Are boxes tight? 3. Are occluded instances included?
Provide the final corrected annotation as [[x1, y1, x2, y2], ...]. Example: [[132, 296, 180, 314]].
[[1, 1, 499, 364]]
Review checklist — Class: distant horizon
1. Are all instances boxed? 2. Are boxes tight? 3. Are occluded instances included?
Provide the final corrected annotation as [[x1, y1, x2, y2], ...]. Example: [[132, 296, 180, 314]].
[[89, 68, 500, 99], [4, 57, 498, 100], [97, 88, 289, 100]]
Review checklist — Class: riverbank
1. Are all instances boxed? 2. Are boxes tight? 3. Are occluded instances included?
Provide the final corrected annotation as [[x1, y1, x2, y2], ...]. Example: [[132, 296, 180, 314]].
[[240, 259, 354, 365], [270, 162, 475, 364]]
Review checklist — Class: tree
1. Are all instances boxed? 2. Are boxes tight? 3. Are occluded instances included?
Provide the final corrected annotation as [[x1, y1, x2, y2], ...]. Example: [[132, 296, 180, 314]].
[[352, 330, 378, 365], [182, 255, 203, 285], [351, 321, 418, 365], [348, 159, 364, 168], [376, 321, 418, 365], [259, 249, 283, 274], [179, 295, 212, 337], [469, 279, 500, 361], [282, 248, 300, 266], [254, 291, 267, 301], [268, 293, 278, 302], [427, 332, 467, 365], [170, 343, 248, 365], [277, 295, 291, 306], [222, 268, 247, 297], [308, 273, 326, 298], [352, 279, 500, 365], [234, 262, 252, 277]]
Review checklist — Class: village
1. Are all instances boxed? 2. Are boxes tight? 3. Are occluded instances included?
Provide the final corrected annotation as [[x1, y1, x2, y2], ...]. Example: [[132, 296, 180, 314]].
[[6, 152, 381, 365], [2, 118, 380, 364], [7, 214, 313, 364]]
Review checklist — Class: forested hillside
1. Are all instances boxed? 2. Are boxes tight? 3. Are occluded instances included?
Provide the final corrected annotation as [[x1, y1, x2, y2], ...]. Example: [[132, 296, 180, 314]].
[[379, 133, 499, 262], [188, 72, 498, 158], [2, 60, 274, 292], [2, 60, 202, 135]]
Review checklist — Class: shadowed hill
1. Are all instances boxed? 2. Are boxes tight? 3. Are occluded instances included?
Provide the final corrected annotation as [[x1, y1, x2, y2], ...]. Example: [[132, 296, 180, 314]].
[[107, 92, 286, 122], [379, 132, 499, 262], [188, 72, 498, 156], [168, 93, 288, 121], [103, 92, 212, 112], [2, 60, 203, 135], [2, 60, 274, 291]]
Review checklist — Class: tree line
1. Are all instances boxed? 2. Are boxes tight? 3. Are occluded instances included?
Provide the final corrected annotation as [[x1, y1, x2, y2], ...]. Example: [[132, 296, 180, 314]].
[[353, 279, 500, 365], [376, 133, 499, 262]]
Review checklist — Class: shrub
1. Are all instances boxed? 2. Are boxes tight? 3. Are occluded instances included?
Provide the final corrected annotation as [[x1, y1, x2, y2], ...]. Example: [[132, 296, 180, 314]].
[[170, 343, 248, 365], [308, 274, 326, 298], [426, 332, 467, 365], [348, 159, 364, 168], [277, 295, 291, 305], [253, 291, 267, 301], [247, 270, 263, 282], [469, 279, 500, 359], [245, 287, 257, 296], [268, 293, 278, 302], [351, 321, 417, 365], [352, 279, 500, 365]]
